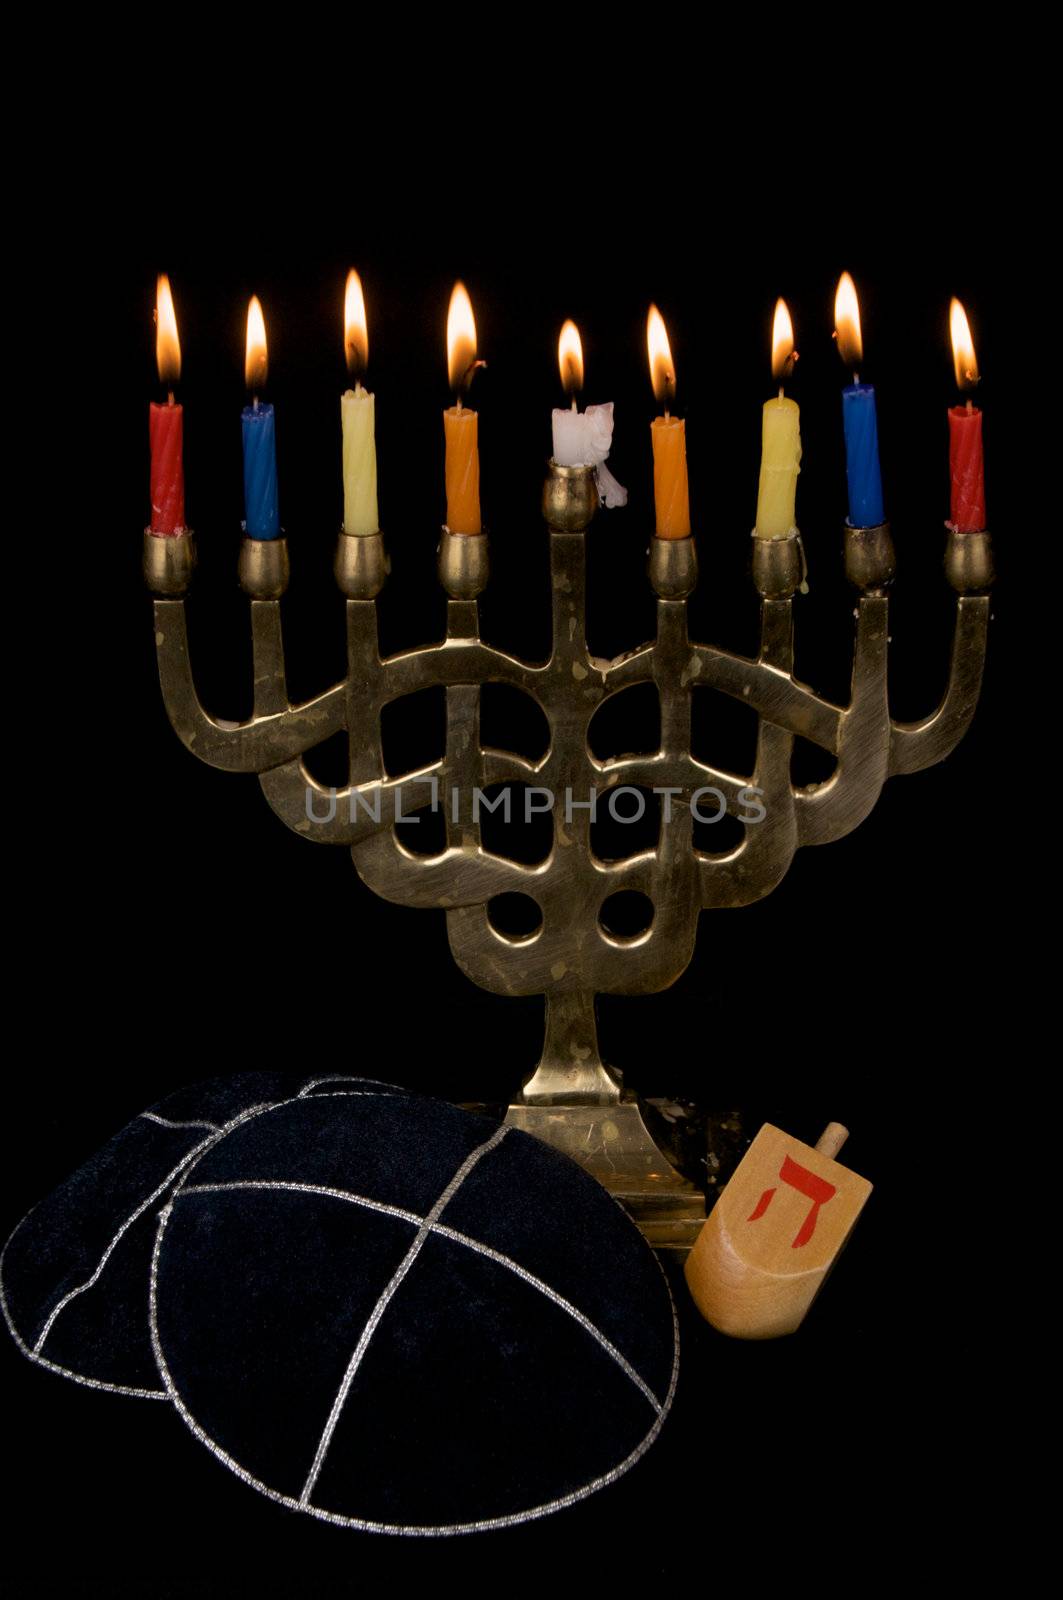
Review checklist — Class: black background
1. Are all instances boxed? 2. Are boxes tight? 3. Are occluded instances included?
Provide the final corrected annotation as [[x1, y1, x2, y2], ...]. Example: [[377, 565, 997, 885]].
[[6, 127, 1020, 1592]]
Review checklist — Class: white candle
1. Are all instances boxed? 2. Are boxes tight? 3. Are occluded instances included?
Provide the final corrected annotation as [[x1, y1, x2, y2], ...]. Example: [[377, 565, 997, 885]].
[[552, 402, 612, 468], [550, 322, 627, 506]]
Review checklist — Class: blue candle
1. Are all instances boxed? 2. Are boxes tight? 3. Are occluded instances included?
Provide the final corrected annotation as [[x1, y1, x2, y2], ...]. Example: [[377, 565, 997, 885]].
[[242, 295, 280, 540], [241, 401, 280, 538], [841, 383, 884, 527], [835, 271, 885, 528]]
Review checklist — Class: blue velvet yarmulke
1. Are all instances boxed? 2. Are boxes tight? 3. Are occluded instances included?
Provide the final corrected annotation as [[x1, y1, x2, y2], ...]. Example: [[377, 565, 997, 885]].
[[3, 1076, 678, 1534], [0, 1074, 407, 1396]]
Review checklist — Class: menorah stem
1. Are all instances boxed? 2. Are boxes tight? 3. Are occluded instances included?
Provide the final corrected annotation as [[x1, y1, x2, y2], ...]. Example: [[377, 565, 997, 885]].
[[517, 992, 619, 1106], [506, 992, 705, 1247]]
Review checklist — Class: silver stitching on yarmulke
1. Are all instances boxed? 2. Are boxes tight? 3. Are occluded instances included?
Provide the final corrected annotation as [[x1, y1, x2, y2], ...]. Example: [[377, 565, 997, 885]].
[[178, 1180, 665, 1416], [148, 1093, 679, 1535], [1, 1075, 405, 1397]]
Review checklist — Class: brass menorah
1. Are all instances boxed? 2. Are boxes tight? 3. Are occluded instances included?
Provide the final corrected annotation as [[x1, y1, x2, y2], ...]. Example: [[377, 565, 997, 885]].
[[144, 462, 993, 1247]]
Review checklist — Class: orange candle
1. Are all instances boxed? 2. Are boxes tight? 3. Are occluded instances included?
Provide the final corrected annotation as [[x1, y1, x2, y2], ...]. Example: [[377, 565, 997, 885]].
[[647, 305, 691, 539], [444, 282, 483, 535]]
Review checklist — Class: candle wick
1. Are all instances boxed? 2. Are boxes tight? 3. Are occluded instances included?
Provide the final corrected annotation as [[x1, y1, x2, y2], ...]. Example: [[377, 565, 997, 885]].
[[664, 407, 671, 422], [456, 394, 463, 413], [965, 396, 973, 413], [167, 390, 175, 407], [253, 395, 259, 412], [461, 357, 487, 392], [778, 385, 784, 401], [571, 397, 578, 413], [852, 371, 860, 386]]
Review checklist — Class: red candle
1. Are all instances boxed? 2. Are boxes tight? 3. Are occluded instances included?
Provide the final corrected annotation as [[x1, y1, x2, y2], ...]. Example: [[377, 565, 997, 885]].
[[947, 298, 985, 533], [149, 275, 186, 535]]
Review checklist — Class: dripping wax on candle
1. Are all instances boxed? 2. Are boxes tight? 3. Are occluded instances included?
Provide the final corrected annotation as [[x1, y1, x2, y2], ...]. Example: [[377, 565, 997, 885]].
[[550, 320, 627, 507], [341, 269, 379, 537]]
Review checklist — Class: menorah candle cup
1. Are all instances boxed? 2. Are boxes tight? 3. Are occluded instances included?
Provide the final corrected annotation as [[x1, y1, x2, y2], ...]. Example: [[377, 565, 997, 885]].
[[335, 530, 389, 600], [684, 1121, 872, 1338], [543, 461, 599, 532], [945, 527, 995, 593], [238, 536, 290, 600], [143, 528, 196, 597], [751, 529, 805, 599], [438, 526, 489, 599], [844, 522, 896, 590], [648, 534, 698, 599]]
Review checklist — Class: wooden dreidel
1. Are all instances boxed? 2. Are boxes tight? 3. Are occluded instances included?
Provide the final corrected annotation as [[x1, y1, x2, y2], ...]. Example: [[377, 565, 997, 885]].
[[684, 1121, 872, 1339]]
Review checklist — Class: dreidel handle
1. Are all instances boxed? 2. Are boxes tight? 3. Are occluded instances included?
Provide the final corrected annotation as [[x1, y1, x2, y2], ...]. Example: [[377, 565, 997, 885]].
[[815, 1122, 849, 1159]]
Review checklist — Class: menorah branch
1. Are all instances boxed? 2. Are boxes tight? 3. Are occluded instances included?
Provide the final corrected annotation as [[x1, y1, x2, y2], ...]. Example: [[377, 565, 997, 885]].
[[889, 594, 990, 774], [152, 597, 346, 773]]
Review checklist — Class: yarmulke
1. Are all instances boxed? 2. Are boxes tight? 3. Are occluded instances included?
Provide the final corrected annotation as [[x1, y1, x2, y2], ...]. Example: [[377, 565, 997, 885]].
[[153, 1093, 677, 1532], [0, 1073, 406, 1396], [3, 1078, 677, 1534]]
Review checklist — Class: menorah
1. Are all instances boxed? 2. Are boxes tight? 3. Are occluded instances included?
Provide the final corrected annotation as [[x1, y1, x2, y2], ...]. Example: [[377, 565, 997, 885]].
[[144, 463, 993, 1247]]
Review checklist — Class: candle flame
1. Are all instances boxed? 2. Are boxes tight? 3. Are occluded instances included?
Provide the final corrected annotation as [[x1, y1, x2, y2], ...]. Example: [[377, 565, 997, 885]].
[[447, 281, 478, 393], [156, 274, 181, 386], [771, 297, 796, 383], [558, 319, 584, 396], [647, 304, 676, 407], [949, 297, 979, 391], [245, 295, 269, 392], [834, 271, 863, 369], [344, 269, 368, 378]]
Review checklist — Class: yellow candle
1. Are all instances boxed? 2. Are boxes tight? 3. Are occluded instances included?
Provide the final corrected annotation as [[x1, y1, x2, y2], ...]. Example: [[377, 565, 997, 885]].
[[754, 398, 801, 538], [341, 270, 379, 536], [754, 298, 802, 539], [443, 405, 481, 534], [341, 385, 379, 535], [445, 282, 483, 535], [647, 305, 691, 539]]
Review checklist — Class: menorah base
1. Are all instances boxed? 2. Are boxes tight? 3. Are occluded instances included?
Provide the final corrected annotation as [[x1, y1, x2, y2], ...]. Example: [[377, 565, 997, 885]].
[[504, 1101, 706, 1251]]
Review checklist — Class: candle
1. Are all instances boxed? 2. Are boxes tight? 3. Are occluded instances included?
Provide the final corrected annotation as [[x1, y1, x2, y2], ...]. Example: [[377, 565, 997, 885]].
[[835, 272, 885, 528], [148, 274, 186, 535], [551, 321, 627, 507], [341, 269, 379, 536], [647, 305, 690, 540], [754, 298, 802, 539], [947, 297, 986, 532], [443, 281, 483, 535], [241, 295, 280, 540]]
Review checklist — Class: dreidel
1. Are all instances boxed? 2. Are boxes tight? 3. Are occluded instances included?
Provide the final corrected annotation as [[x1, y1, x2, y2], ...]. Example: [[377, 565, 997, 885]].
[[684, 1121, 872, 1338]]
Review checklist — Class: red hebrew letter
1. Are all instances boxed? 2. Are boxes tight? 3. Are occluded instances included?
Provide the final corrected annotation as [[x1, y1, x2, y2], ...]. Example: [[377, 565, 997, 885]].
[[747, 1155, 837, 1248], [779, 1154, 836, 1247], [748, 1188, 776, 1221]]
